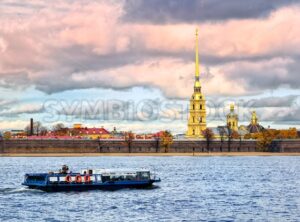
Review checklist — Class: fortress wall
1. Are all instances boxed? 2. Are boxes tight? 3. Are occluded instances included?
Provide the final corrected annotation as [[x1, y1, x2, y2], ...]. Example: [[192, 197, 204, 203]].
[[0, 139, 299, 153], [271, 140, 300, 153], [169, 140, 257, 152], [0, 139, 99, 153]]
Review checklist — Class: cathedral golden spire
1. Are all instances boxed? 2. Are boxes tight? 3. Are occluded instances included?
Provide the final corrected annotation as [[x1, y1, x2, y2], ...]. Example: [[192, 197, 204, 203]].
[[230, 104, 235, 112], [251, 111, 258, 125], [186, 28, 207, 137], [195, 29, 199, 77], [194, 28, 201, 88]]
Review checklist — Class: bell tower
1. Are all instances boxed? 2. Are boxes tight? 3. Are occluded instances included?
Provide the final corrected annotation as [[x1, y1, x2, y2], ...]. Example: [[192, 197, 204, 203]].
[[227, 104, 239, 132], [186, 29, 207, 137]]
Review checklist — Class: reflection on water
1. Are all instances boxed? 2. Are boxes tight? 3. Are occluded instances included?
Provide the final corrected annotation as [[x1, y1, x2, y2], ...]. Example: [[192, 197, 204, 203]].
[[0, 156, 299, 221]]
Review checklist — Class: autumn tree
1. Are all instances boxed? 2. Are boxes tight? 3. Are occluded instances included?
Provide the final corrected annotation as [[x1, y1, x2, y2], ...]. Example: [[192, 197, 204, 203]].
[[231, 131, 240, 139], [277, 128, 298, 139], [3, 131, 12, 140], [289, 128, 298, 138], [243, 133, 252, 139], [243, 128, 298, 152], [256, 130, 275, 152], [202, 128, 214, 152], [161, 130, 173, 153]]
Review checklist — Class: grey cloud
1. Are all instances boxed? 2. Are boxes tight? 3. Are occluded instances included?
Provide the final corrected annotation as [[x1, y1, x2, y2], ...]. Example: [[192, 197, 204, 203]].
[[1, 52, 299, 101], [248, 95, 299, 108], [0, 99, 18, 111], [0, 104, 45, 117], [275, 97, 300, 122], [0, 72, 30, 90], [249, 95, 300, 124], [33, 47, 294, 96], [123, 0, 299, 23], [29, 44, 153, 94], [265, 107, 300, 123], [131, 47, 294, 68], [52, 46, 134, 72], [223, 57, 300, 94], [273, 121, 300, 125]]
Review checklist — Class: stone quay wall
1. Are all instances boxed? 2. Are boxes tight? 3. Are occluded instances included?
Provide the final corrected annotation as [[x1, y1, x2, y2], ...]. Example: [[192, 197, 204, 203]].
[[0, 139, 300, 153]]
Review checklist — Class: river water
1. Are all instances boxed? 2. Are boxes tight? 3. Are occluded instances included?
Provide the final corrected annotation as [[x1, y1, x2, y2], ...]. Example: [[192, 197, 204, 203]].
[[0, 156, 299, 221]]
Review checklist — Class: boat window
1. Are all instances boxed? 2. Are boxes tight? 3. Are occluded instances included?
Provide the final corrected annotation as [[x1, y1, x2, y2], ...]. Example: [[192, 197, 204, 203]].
[[59, 177, 66, 182], [49, 177, 58, 182], [137, 172, 150, 180], [101, 175, 110, 182], [27, 176, 45, 181], [142, 172, 150, 179], [125, 175, 136, 180]]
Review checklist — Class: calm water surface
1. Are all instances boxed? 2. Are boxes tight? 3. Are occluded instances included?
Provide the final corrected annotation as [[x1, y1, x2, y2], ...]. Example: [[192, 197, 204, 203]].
[[0, 156, 299, 221]]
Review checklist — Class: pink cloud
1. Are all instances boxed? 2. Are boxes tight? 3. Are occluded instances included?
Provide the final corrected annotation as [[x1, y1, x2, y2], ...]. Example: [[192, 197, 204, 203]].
[[127, 6, 300, 57], [0, 1, 299, 98]]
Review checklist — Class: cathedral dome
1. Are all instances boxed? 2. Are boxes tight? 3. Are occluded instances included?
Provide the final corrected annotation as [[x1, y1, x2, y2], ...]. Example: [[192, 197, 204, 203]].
[[247, 111, 264, 133], [247, 124, 264, 133]]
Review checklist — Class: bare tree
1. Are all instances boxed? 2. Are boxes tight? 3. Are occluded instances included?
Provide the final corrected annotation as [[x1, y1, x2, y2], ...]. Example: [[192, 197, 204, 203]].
[[154, 135, 160, 153], [220, 128, 225, 152], [52, 123, 68, 136], [40, 127, 48, 136], [124, 131, 135, 153], [24, 121, 45, 136]]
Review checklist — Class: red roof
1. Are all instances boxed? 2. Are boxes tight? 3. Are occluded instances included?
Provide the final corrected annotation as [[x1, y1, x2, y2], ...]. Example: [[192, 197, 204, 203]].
[[153, 131, 165, 137], [77, 127, 110, 135], [28, 136, 75, 139]]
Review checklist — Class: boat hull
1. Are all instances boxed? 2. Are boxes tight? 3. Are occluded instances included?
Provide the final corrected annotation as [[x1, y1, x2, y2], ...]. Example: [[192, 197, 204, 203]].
[[24, 180, 159, 192]]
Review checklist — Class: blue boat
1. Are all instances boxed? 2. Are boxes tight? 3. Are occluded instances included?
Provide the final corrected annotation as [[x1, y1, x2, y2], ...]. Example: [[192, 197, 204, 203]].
[[22, 165, 161, 192]]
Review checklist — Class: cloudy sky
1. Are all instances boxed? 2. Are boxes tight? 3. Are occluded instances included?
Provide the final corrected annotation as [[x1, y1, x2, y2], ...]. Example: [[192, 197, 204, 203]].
[[0, 0, 299, 133]]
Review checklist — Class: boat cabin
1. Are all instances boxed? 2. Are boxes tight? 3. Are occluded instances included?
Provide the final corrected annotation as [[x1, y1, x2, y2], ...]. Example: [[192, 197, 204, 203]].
[[80, 169, 151, 182]]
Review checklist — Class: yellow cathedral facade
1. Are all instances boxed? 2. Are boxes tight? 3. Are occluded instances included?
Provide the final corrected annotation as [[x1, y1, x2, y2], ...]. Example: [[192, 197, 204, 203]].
[[186, 29, 207, 137]]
